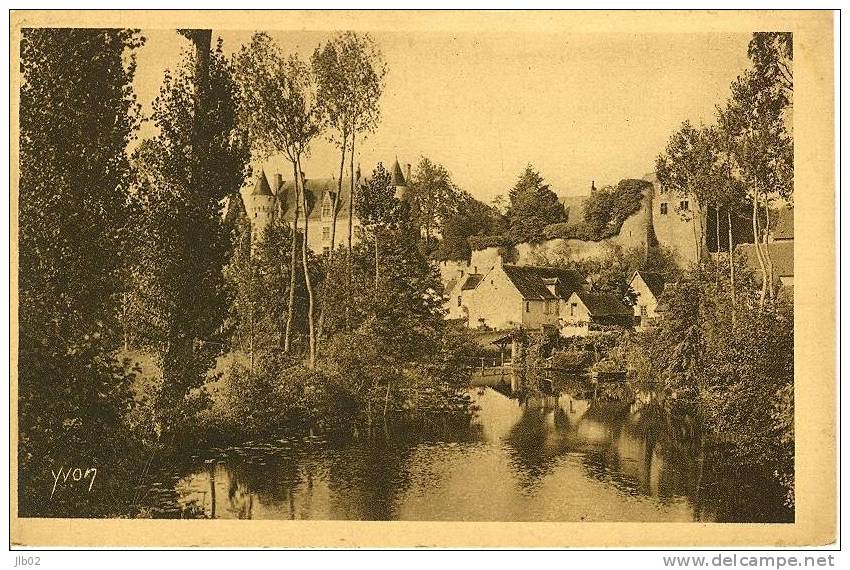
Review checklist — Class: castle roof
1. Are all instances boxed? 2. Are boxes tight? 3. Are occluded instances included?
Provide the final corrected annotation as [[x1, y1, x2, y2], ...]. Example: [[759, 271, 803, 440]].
[[391, 158, 407, 187], [274, 177, 357, 222], [252, 170, 274, 196], [500, 265, 585, 301]]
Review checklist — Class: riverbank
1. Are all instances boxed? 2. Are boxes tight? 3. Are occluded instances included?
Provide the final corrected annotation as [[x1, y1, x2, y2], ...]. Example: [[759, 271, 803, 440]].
[[132, 381, 792, 522]]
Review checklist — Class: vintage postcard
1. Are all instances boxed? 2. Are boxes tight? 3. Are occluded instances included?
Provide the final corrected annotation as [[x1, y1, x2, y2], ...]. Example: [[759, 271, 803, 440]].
[[9, 9, 836, 548]]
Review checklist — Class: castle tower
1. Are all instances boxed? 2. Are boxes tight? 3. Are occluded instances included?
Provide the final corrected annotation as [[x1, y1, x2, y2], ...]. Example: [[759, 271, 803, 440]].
[[391, 157, 409, 201], [249, 169, 276, 242]]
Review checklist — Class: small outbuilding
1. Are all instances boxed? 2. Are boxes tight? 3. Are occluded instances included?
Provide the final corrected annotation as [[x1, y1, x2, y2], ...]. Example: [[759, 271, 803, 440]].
[[560, 290, 634, 337], [629, 270, 667, 329]]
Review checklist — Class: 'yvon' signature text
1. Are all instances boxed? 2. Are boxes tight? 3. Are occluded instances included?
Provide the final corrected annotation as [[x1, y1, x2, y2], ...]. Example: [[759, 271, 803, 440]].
[[51, 466, 97, 498]]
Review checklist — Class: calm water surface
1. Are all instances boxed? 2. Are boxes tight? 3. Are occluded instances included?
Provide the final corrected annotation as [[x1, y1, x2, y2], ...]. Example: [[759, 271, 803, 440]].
[[146, 379, 744, 521]]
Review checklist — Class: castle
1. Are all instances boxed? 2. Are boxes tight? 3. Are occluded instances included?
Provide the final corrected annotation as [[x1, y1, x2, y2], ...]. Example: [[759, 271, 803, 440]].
[[442, 173, 793, 333], [236, 158, 412, 254], [441, 172, 701, 303]]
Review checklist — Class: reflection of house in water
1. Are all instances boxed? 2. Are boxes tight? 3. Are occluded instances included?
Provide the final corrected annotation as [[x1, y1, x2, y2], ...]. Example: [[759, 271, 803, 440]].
[[484, 372, 698, 503]]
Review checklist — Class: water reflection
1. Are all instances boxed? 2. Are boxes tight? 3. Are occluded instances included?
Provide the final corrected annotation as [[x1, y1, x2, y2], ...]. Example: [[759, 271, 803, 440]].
[[152, 374, 789, 522]]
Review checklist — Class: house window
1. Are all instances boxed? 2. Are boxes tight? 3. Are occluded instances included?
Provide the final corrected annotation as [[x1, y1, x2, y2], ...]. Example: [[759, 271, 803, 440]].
[[554, 303, 560, 316], [640, 305, 648, 317], [457, 296, 462, 307], [322, 201, 332, 218], [680, 200, 689, 211], [570, 303, 577, 317], [544, 300, 550, 315], [322, 246, 330, 255], [525, 301, 530, 313], [322, 226, 331, 240], [660, 203, 668, 215]]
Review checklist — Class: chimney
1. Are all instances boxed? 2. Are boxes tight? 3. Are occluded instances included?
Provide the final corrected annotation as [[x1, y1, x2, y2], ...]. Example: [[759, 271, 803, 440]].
[[591, 180, 596, 192], [406, 163, 411, 183], [356, 164, 361, 182], [275, 173, 283, 192]]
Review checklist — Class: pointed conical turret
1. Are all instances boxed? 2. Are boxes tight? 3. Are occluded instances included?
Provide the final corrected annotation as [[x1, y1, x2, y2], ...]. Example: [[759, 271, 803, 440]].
[[252, 170, 273, 196], [391, 157, 407, 188], [249, 169, 276, 242], [391, 157, 410, 201]]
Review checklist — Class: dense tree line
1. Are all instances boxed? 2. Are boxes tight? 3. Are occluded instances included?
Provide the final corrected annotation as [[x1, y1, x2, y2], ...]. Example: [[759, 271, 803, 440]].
[[18, 28, 147, 516]]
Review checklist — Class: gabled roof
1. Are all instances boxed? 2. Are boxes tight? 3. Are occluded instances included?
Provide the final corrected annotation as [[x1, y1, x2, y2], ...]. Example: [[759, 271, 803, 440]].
[[461, 274, 484, 291], [738, 241, 794, 278], [252, 170, 273, 196], [772, 206, 794, 240], [391, 158, 407, 187], [274, 178, 357, 221], [632, 270, 666, 298], [572, 290, 633, 317], [500, 265, 585, 300]]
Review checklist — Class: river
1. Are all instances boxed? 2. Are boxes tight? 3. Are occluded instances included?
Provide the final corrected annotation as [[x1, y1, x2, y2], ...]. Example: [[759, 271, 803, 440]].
[[140, 376, 791, 522]]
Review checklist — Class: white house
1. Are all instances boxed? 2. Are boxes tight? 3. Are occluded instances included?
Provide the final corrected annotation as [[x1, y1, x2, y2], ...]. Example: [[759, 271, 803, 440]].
[[463, 262, 585, 330], [560, 290, 633, 337], [629, 270, 667, 330]]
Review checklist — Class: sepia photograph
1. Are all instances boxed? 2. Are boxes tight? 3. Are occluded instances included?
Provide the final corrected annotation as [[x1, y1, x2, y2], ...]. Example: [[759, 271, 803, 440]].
[[9, 9, 836, 549]]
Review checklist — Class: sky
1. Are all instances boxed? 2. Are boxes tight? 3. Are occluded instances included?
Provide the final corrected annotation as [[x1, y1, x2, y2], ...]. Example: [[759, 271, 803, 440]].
[[133, 29, 753, 204]]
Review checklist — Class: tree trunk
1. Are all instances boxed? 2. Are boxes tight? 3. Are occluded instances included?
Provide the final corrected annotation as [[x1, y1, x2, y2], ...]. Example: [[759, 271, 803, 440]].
[[751, 187, 769, 309], [298, 155, 317, 369], [383, 381, 391, 418], [181, 29, 212, 198], [715, 205, 721, 284], [284, 162, 300, 352], [249, 258, 255, 373], [762, 195, 775, 301], [727, 208, 736, 327], [374, 229, 379, 294], [316, 133, 347, 342], [346, 129, 357, 330]]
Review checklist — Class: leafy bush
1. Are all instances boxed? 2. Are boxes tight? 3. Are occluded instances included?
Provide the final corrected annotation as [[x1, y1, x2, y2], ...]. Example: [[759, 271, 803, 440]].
[[468, 234, 509, 250]]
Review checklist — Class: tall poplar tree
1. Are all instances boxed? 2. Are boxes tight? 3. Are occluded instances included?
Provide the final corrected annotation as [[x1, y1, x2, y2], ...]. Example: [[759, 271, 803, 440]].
[[129, 33, 250, 432], [235, 33, 322, 367], [18, 28, 145, 515]]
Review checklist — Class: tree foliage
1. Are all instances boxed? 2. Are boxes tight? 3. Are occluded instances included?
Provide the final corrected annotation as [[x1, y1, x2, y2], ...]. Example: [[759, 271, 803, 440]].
[[128, 34, 250, 432], [408, 157, 464, 248], [18, 27, 146, 516], [505, 164, 566, 244], [436, 196, 505, 261]]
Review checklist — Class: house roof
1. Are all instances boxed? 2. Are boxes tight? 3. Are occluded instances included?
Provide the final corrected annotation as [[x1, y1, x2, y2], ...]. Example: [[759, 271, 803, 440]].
[[738, 241, 794, 278], [501, 265, 585, 300], [391, 158, 407, 187], [572, 290, 633, 317], [461, 274, 484, 291], [633, 270, 666, 298], [772, 206, 794, 240], [252, 170, 274, 196], [471, 330, 514, 348]]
